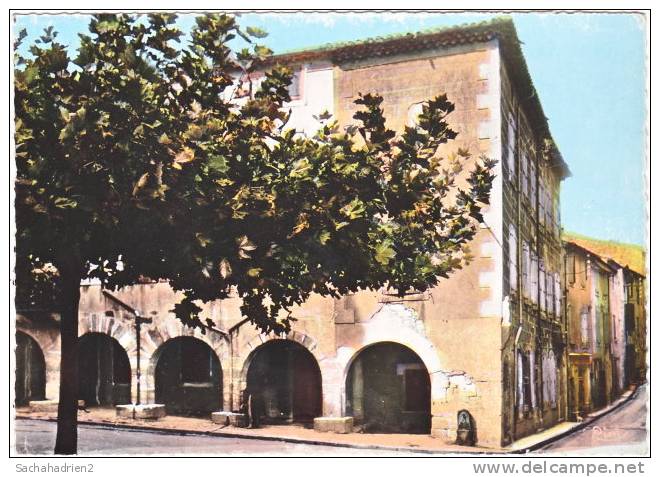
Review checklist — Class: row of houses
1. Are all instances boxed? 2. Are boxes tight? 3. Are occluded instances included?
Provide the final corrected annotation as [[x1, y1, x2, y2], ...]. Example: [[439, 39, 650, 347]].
[[14, 17, 647, 448], [563, 235, 646, 420]]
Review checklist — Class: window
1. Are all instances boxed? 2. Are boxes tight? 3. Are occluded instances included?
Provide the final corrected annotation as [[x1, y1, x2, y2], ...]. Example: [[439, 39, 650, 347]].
[[288, 69, 303, 99], [539, 261, 546, 311], [407, 103, 424, 127], [569, 254, 576, 285], [518, 351, 531, 416], [625, 283, 633, 303], [530, 252, 538, 304], [546, 188, 554, 228], [554, 273, 561, 317], [521, 151, 529, 197], [522, 243, 530, 298], [509, 224, 518, 293], [529, 160, 537, 212], [580, 307, 590, 347], [529, 350, 536, 409], [542, 350, 557, 407], [539, 182, 546, 227], [505, 114, 516, 181], [547, 270, 554, 314]]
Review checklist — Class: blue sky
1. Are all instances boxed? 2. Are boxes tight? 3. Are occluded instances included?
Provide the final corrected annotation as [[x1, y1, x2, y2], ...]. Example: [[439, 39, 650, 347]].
[[13, 12, 648, 246]]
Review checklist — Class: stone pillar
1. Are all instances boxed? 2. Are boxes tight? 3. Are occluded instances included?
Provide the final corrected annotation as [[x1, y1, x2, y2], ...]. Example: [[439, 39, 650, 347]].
[[44, 347, 61, 402], [319, 359, 343, 417], [221, 359, 233, 411], [430, 371, 452, 440], [350, 359, 364, 420], [142, 353, 157, 405], [583, 367, 592, 413]]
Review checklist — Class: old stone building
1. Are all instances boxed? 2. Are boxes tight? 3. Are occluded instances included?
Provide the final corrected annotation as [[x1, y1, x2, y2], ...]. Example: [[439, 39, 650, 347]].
[[564, 241, 615, 418], [15, 18, 573, 448], [623, 268, 647, 387], [563, 235, 647, 420]]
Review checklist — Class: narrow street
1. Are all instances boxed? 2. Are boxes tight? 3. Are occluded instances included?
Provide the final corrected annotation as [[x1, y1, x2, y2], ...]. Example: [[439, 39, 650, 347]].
[[539, 385, 648, 455], [13, 420, 425, 456]]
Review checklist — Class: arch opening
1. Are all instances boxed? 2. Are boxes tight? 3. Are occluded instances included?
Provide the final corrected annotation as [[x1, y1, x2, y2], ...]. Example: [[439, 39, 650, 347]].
[[78, 332, 131, 407], [246, 340, 322, 424], [15, 332, 46, 406], [154, 336, 222, 416], [346, 342, 431, 434]]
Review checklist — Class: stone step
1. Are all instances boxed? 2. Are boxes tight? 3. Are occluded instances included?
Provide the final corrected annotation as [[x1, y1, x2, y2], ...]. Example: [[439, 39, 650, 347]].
[[115, 404, 166, 420], [28, 400, 86, 412], [211, 411, 244, 425], [313, 416, 354, 434]]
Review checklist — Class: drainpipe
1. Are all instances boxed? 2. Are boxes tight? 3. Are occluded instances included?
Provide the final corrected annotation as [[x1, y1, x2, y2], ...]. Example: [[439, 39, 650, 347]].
[[562, 252, 570, 421], [512, 326, 523, 440]]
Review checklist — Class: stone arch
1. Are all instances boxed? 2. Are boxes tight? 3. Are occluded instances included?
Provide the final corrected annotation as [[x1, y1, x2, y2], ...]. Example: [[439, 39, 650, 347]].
[[140, 318, 229, 405], [15, 331, 47, 406], [344, 341, 432, 434], [333, 304, 450, 419], [240, 337, 323, 423], [15, 328, 51, 357], [237, 330, 325, 393], [78, 314, 137, 355], [152, 336, 223, 416], [15, 319, 61, 401], [337, 304, 443, 378], [78, 332, 132, 406]]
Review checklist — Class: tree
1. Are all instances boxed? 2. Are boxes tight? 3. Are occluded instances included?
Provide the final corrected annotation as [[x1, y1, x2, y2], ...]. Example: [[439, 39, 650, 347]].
[[14, 13, 495, 454]]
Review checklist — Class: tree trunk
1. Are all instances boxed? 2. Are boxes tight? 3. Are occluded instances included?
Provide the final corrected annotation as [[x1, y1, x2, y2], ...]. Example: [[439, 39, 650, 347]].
[[54, 266, 82, 455]]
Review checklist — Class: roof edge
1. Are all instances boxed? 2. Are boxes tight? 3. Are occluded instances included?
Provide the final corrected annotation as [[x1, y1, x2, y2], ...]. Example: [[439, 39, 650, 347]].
[[263, 16, 570, 179]]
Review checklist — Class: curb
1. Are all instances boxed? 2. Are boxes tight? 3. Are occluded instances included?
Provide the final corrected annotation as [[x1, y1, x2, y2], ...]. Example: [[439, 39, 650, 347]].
[[16, 385, 641, 456], [15, 416, 500, 455], [511, 384, 642, 454]]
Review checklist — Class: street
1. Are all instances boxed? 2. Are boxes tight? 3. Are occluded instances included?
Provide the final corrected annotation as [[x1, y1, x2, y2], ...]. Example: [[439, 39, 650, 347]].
[[13, 385, 648, 456], [13, 420, 424, 456], [539, 385, 648, 455]]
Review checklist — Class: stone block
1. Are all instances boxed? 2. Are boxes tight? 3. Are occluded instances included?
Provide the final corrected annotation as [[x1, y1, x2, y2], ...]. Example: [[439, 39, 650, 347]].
[[28, 400, 58, 412], [229, 413, 249, 428], [313, 416, 353, 434], [211, 411, 243, 425], [115, 404, 166, 420]]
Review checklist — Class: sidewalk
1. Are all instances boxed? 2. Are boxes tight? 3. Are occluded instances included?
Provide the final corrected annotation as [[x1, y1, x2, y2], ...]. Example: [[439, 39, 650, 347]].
[[15, 386, 639, 455], [507, 385, 639, 453]]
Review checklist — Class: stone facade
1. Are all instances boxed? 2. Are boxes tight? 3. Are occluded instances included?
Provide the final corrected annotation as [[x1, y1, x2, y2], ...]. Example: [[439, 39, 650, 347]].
[[15, 19, 577, 448], [623, 269, 647, 386], [498, 40, 567, 445], [564, 240, 646, 421]]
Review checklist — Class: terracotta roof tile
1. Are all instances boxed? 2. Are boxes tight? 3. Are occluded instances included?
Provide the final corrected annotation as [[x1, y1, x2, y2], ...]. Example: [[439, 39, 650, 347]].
[[562, 232, 646, 277]]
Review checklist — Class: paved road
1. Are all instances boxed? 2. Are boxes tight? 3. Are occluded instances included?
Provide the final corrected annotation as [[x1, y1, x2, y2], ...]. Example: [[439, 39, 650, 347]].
[[13, 420, 423, 456], [539, 385, 648, 455]]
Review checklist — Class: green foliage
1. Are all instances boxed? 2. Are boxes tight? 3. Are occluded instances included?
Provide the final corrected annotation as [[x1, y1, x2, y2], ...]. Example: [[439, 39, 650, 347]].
[[15, 13, 495, 336]]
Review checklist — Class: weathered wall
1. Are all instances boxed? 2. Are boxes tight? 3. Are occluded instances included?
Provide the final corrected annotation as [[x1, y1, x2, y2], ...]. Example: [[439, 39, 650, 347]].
[[610, 268, 626, 394], [565, 244, 620, 416], [283, 63, 335, 136], [14, 38, 579, 449], [15, 314, 61, 403], [332, 40, 505, 446], [499, 47, 566, 444]]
